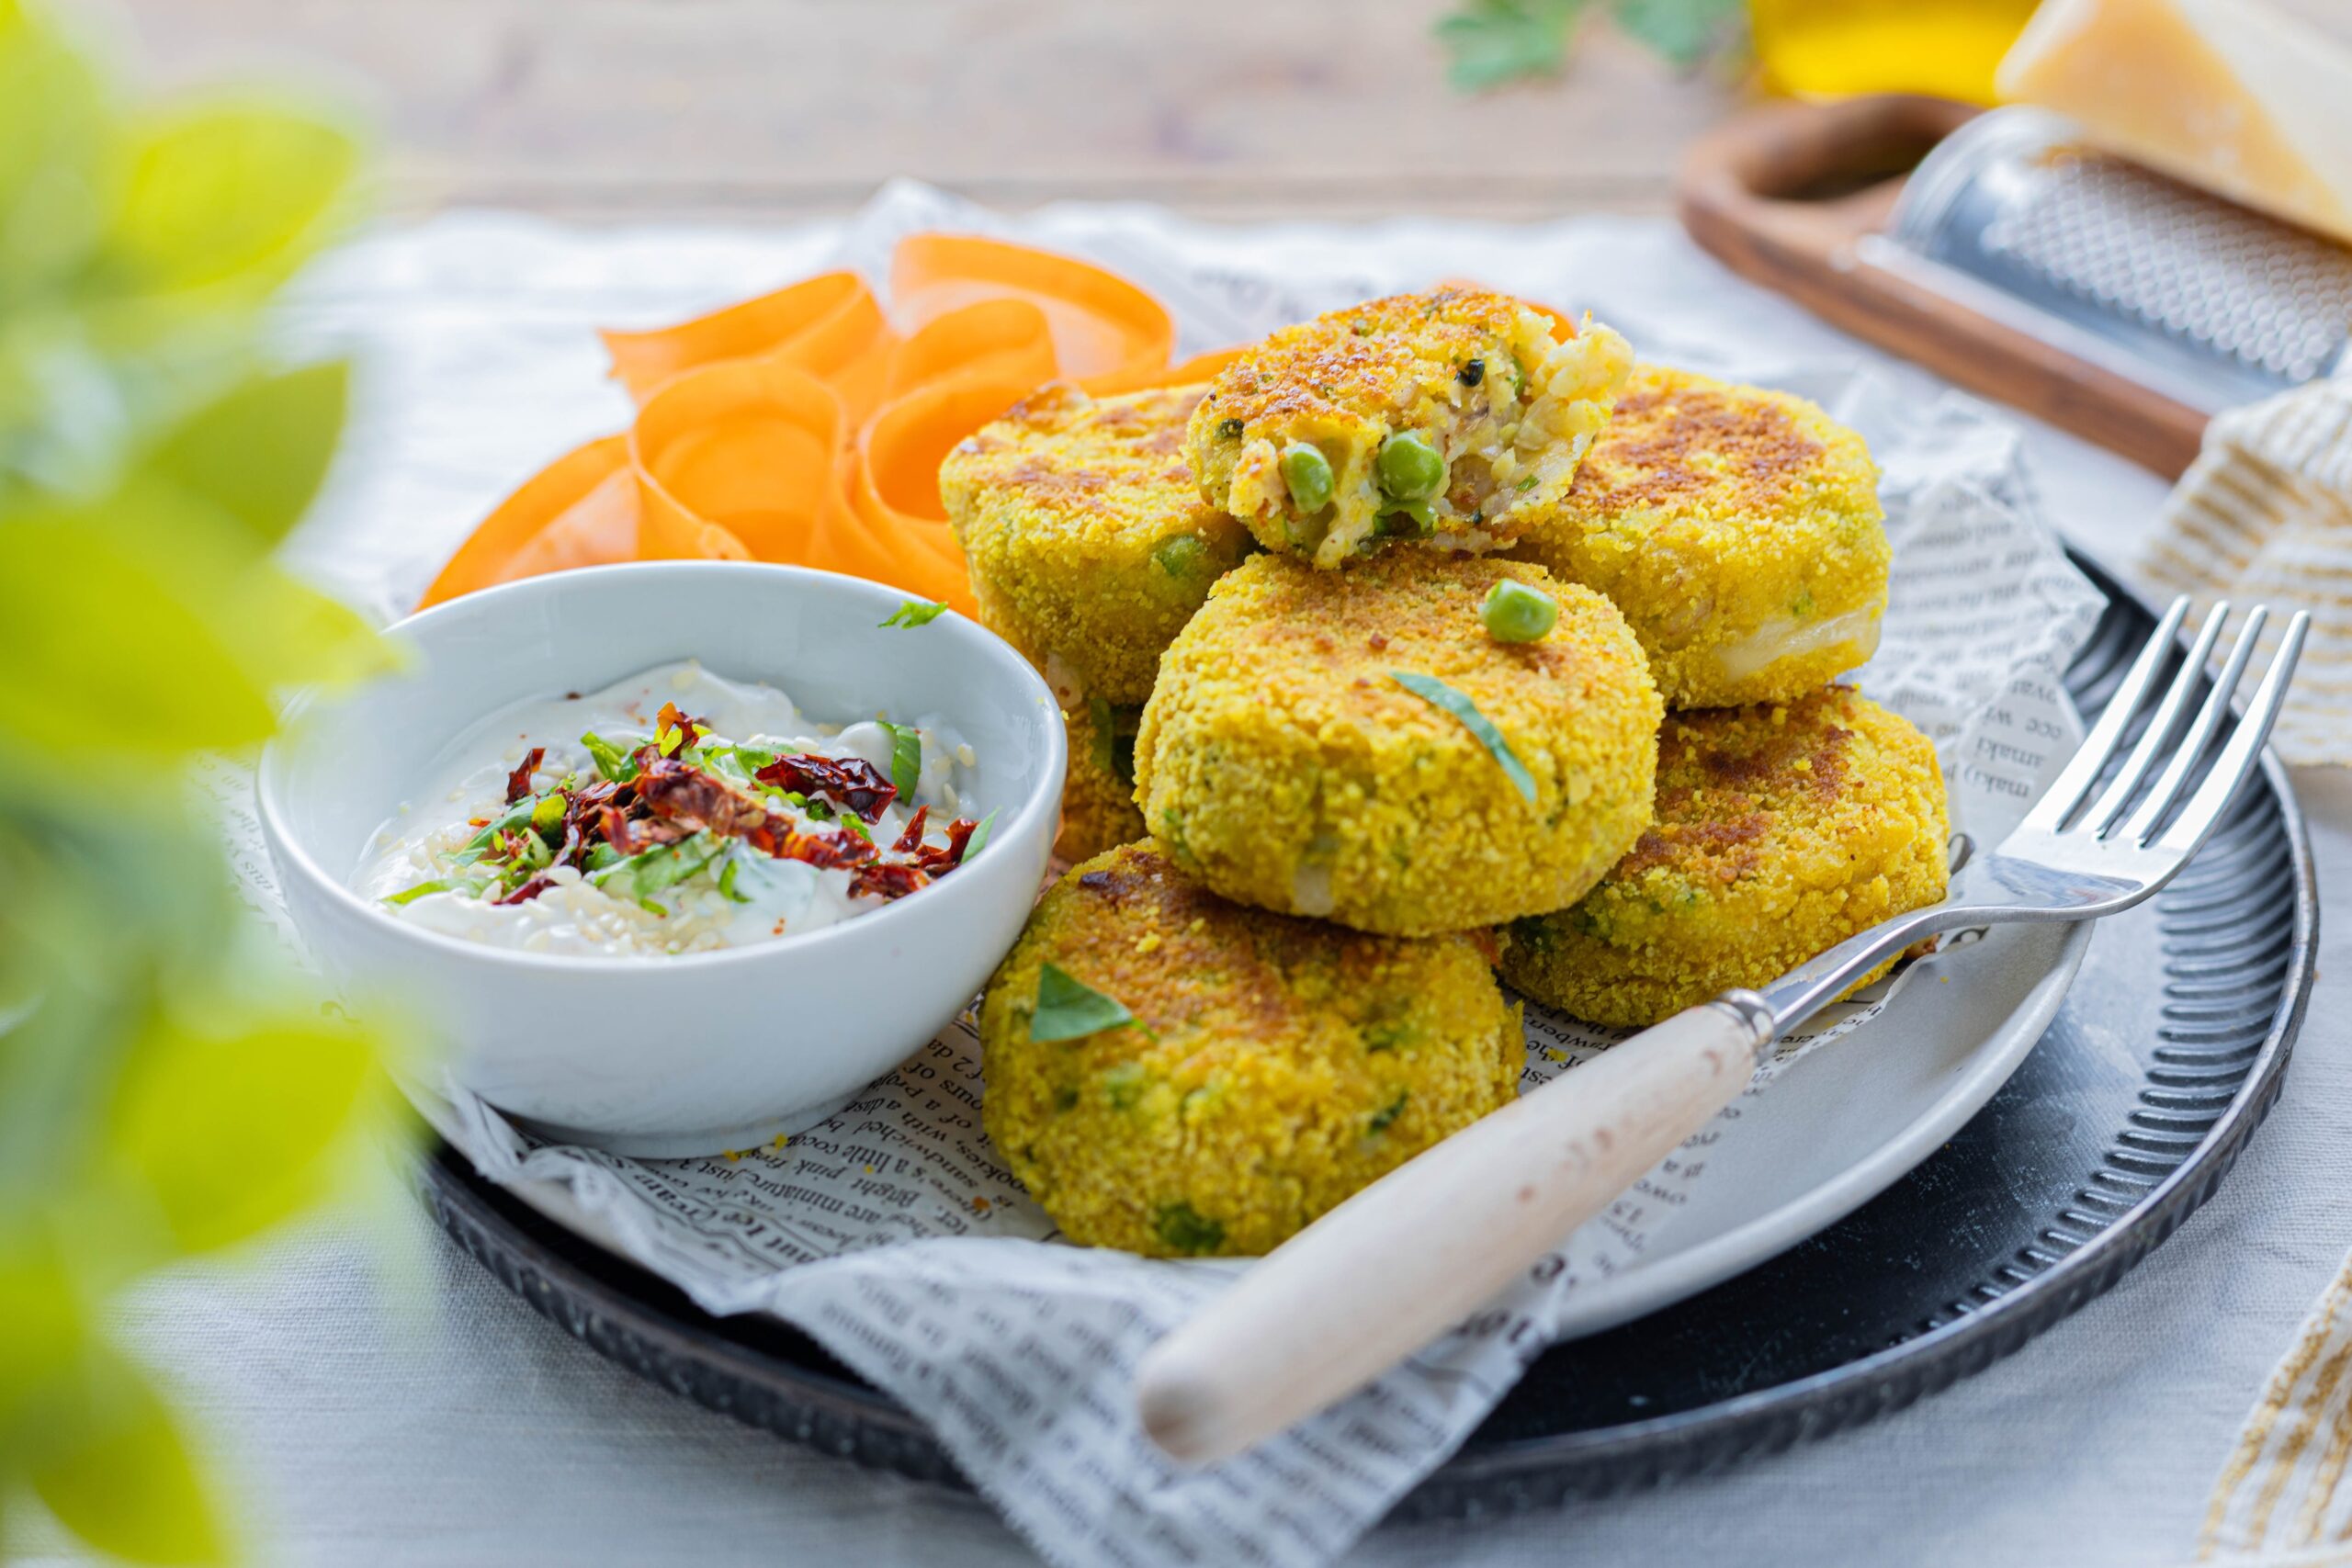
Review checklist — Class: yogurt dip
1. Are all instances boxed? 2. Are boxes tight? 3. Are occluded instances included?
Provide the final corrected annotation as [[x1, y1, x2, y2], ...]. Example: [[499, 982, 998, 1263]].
[[355, 661, 988, 957]]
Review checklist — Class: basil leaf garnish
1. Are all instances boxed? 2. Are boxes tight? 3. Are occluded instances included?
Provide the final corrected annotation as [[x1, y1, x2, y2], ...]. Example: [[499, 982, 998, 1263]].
[[1390, 671, 1537, 804], [879, 721, 922, 802], [963, 807, 999, 862], [1030, 962, 1136, 1043]]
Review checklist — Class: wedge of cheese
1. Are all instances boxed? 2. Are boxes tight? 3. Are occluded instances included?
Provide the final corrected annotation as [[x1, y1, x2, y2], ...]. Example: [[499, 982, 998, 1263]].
[[1996, 0, 2352, 248]]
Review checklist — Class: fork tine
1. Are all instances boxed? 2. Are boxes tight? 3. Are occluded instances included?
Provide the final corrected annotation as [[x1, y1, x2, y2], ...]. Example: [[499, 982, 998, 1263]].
[[2019, 595, 2190, 835], [2120, 604, 2267, 843], [2082, 601, 2232, 837], [2151, 611, 2310, 857]]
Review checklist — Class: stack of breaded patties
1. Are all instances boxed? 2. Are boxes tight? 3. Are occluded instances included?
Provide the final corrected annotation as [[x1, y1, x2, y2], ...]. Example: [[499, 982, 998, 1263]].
[[942, 288, 1948, 1258]]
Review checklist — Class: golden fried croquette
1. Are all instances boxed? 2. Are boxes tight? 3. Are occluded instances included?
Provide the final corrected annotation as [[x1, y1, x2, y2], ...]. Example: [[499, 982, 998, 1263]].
[[1500, 685, 1949, 1027], [1188, 288, 1634, 569], [942, 382, 1252, 706], [979, 842, 1522, 1257], [1133, 552, 1661, 936], [1054, 697, 1146, 863], [1509, 365, 1890, 709]]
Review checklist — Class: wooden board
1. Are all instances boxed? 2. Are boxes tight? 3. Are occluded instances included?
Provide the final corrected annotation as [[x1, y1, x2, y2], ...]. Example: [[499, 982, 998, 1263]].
[[108, 0, 1737, 220]]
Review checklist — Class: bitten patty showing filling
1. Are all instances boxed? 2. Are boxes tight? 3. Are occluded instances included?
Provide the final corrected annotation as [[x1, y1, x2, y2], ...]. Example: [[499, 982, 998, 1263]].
[[1188, 288, 1633, 569]]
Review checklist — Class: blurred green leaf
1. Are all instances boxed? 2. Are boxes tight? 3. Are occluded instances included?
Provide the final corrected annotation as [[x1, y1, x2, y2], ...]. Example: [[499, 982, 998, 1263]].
[[147, 360, 348, 544], [0, 501, 278, 758], [1436, 0, 1739, 87], [0, 0, 113, 297], [29, 1348, 226, 1565], [1436, 0, 1586, 90], [0, 479, 392, 764], [1611, 0, 1741, 66], [0, 1234, 81, 1426], [108, 1009, 377, 1257], [107, 99, 357, 300]]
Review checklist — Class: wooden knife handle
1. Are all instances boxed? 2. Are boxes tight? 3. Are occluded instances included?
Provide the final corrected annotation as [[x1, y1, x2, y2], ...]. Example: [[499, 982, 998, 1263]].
[[1135, 997, 1773, 1468]]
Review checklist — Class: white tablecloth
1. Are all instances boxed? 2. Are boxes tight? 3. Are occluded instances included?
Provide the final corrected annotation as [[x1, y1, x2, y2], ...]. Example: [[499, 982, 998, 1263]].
[[19, 204, 2348, 1568]]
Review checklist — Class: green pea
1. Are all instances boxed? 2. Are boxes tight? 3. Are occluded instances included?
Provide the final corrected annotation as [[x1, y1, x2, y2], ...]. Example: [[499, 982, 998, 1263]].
[[1376, 431, 1446, 502], [1374, 499, 1434, 538], [1279, 443, 1333, 513], [1482, 578, 1558, 643], [1152, 534, 1208, 579]]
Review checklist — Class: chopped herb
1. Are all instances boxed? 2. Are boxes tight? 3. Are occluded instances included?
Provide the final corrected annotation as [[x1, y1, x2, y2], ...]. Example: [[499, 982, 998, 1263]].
[[879, 720, 923, 802], [1154, 1202, 1226, 1256], [963, 807, 999, 862], [1368, 1092, 1409, 1134], [838, 811, 873, 843], [528, 793, 569, 837], [581, 731, 640, 784], [879, 599, 950, 629], [1514, 473, 1540, 492], [1087, 697, 1140, 788], [584, 841, 622, 873], [1031, 962, 1136, 1043], [717, 854, 751, 903], [449, 796, 537, 867], [383, 875, 487, 907], [1391, 671, 1537, 804], [591, 831, 725, 905], [1103, 1061, 1148, 1111]]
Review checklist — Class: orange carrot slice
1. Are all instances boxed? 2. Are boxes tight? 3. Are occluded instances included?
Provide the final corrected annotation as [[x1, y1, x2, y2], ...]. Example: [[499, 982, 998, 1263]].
[[631, 359, 844, 564], [418, 434, 640, 608], [892, 235, 1171, 393], [601, 271, 896, 413]]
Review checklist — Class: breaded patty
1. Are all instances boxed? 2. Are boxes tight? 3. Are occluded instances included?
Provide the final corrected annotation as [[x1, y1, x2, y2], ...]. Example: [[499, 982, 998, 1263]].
[[979, 842, 1521, 1257], [1188, 288, 1634, 569], [1500, 686, 1949, 1027], [1509, 365, 1890, 709], [1054, 697, 1146, 863], [942, 382, 1252, 705], [1134, 552, 1661, 935]]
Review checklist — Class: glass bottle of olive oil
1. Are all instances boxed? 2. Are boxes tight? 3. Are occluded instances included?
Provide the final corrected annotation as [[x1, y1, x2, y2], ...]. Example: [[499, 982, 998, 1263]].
[[1749, 0, 2042, 104]]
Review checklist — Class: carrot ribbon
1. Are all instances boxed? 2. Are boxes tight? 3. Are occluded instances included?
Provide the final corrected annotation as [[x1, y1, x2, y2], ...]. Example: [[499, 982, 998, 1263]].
[[419, 236, 1202, 613]]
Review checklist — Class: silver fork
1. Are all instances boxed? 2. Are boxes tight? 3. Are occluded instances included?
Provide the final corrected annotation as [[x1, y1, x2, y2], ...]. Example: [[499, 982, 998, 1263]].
[[1136, 598, 2311, 1467]]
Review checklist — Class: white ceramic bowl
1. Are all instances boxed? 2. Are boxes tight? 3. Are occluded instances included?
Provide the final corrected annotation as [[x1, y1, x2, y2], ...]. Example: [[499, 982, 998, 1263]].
[[259, 562, 1065, 1157]]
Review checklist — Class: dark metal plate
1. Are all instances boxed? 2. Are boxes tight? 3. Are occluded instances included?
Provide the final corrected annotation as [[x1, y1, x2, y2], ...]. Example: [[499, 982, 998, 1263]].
[[422, 555, 2316, 1519]]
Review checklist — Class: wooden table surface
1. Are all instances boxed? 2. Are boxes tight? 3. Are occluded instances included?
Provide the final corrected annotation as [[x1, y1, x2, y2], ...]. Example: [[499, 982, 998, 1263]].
[[110, 0, 1744, 222]]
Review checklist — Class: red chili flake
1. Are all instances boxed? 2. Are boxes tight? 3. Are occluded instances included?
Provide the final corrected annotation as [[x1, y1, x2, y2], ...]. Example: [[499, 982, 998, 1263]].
[[504, 747, 546, 804], [891, 806, 930, 853], [494, 873, 555, 905], [600, 805, 684, 858], [755, 753, 897, 822], [636, 757, 778, 839], [914, 817, 980, 876], [753, 820, 877, 870], [654, 702, 707, 754], [850, 861, 929, 899]]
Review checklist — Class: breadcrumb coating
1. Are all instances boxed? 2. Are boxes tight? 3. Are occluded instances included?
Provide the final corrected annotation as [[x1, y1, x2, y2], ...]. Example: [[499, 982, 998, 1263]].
[[1134, 551, 1661, 935], [979, 842, 1521, 1257], [1509, 365, 1890, 709], [1054, 698, 1146, 863], [1501, 686, 1949, 1026], [942, 382, 1252, 705], [1188, 288, 1633, 569]]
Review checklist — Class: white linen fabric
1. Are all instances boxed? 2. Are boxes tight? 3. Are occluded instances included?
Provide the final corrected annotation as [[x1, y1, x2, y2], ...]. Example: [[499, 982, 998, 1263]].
[[15, 196, 2350, 1568]]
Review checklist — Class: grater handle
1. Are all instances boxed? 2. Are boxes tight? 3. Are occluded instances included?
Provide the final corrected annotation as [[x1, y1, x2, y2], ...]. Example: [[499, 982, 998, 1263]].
[[1679, 95, 2211, 478]]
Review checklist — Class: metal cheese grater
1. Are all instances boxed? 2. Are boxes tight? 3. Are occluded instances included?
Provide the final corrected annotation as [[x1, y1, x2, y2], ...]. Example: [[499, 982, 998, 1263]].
[[1860, 107, 2352, 417]]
